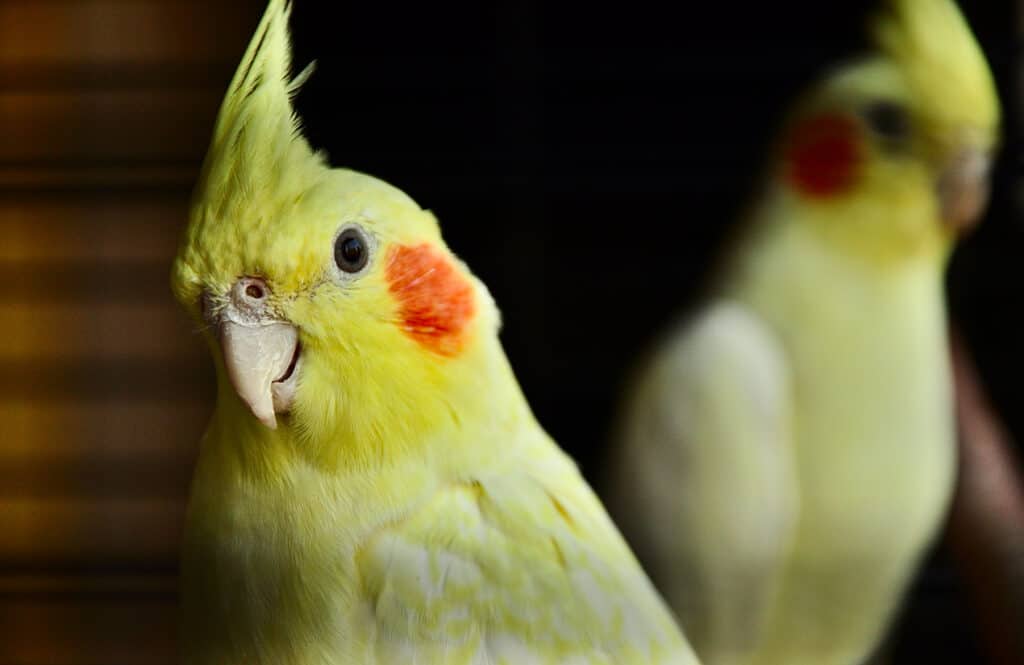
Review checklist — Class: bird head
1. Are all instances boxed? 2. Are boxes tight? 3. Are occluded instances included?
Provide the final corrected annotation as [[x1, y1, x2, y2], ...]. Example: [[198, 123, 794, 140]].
[[774, 0, 1000, 263], [172, 0, 502, 454]]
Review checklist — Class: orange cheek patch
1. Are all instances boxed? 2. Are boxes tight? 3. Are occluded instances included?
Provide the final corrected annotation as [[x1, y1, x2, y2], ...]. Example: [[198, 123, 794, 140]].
[[386, 243, 477, 357], [785, 112, 862, 198]]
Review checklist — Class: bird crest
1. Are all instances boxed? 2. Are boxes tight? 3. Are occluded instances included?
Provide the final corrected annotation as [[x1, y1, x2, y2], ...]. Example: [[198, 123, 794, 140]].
[[871, 0, 1000, 136], [191, 0, 324, 227]]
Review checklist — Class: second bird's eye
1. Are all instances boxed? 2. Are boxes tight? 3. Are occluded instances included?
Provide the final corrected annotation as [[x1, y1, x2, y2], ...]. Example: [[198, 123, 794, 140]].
[[334, 227, 369, 273], [862, 101, 911, 142]]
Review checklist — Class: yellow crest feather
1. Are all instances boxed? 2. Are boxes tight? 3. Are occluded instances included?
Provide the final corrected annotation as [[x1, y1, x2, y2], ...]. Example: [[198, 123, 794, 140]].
[[192, 0, 324, 223], [872, 0, 1000, 136]]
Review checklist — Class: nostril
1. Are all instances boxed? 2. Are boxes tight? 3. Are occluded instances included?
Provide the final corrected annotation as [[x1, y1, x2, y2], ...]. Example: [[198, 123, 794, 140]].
[[231, 277, 271, 314], [245, 283, 265, 300]]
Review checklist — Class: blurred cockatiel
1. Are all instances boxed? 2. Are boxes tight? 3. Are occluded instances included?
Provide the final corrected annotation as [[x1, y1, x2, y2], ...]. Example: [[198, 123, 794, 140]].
[[608, 1, 1000, 664], [171, 1, 697, 663]]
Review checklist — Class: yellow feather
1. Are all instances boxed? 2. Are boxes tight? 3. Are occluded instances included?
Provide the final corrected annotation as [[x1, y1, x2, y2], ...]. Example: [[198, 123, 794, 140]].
[[609, 1, 1000, 664], [872, 0, 1000, 134], [171, 2, 696, 663]]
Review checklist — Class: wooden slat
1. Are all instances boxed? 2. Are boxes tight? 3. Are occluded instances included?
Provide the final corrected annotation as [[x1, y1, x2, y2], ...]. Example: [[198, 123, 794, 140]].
[[0, 402, 207, 498], [0, 0, 255, 94], [0, 402, 208, 459], [35, 303, 198, 359], [0, 456, 193, 500], [0, 90, 220, 164], [0, 1, 247, 661], [0, 498, 183, 565], [0, 0, 255, 68], [0, 165, 195, 192], [0, 572, 176, 595], [0, 260, 173, 303], [0, 196, 186, 262], [0, 592, 176, 665], [0, 357, 214, 401], [0, 303, 204, 361]]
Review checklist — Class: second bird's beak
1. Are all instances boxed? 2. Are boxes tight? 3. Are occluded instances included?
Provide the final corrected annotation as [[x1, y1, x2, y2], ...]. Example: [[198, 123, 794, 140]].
[[215, 277, 300, 429], [938, 147, 992, 233]]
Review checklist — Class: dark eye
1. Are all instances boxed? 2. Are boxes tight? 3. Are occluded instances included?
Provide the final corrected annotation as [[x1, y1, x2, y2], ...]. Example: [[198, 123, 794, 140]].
[[862, 101, 911, 142], [334, 227, 369, 273]]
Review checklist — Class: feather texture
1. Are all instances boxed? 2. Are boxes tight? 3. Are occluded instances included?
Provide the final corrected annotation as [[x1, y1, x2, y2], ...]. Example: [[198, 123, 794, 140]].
[[608, 1, 1001, 664], [171, 2, 696, 663]]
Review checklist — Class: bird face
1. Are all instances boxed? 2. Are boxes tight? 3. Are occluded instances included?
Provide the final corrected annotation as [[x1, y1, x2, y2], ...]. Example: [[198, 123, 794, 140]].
[[779, 59, 996, 257], [169, 0, 498, 446], [773, 0, 1000, 264], [176, 169, 482, 431]]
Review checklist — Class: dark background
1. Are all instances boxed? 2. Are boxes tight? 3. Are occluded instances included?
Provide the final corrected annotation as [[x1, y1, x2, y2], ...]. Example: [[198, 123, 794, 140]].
[[291, 0, 1022, 471], [0, 0, 1019, 662], [291, 0, 1022, 662], [291, 0, 1023, 662]]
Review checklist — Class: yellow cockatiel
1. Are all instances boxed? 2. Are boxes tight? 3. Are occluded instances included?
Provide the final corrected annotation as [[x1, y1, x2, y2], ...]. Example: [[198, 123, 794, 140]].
[[608, 1, 1000, 664], [171, 1, 697, 663]]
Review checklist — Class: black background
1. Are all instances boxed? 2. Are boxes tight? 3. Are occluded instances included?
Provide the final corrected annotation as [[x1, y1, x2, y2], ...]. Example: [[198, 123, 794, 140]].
[[286, 1, 1021, 661]]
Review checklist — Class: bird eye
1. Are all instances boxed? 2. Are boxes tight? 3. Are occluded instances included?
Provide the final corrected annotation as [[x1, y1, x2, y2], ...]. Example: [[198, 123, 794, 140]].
[[862, 101, 911, 142], [334, 226, 369, 274]]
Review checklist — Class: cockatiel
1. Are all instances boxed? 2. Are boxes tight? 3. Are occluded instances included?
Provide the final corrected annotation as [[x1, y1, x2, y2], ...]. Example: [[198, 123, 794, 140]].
[[171, 1, 697, 663], [608, 1, 1000, 664]]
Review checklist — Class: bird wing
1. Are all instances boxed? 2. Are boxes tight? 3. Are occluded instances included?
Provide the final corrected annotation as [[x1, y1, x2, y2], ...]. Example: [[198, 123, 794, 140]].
[[609, 301, 798, 664], [354, 437, 699, 665]]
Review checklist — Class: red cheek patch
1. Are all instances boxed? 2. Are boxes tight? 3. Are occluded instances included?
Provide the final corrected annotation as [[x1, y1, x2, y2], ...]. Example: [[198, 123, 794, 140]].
[[386, 243, 477, 357], [785, 113, 861, 198]]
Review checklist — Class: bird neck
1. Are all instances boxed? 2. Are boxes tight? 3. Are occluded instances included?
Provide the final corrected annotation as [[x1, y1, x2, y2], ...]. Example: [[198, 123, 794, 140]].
[[719, 189, 950, 334]]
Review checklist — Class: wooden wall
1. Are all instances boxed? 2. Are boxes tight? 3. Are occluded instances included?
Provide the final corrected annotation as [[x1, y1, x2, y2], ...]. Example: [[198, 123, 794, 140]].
[[0, 2, 257, 662]]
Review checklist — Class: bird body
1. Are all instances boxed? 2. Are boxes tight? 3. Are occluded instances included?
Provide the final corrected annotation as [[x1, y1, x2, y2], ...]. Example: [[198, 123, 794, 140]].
[[183, 390, 688, 664], [173, 2, 695, 663], [609, 1, 1000, 664]]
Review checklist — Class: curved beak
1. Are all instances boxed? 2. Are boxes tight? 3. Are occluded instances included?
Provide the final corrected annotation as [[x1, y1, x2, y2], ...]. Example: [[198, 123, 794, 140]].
[[220, 320, 299, 429], [938, 147, 992, 234]]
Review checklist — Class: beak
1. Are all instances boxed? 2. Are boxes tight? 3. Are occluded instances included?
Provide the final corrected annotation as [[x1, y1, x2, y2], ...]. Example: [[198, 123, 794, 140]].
[[220, 321, 299, 429], [214, 277, 300, 429], [938, 147, 992, 234]]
